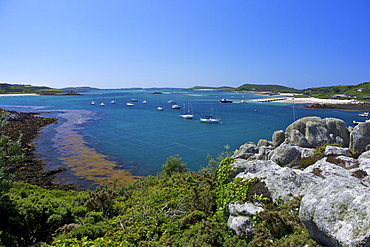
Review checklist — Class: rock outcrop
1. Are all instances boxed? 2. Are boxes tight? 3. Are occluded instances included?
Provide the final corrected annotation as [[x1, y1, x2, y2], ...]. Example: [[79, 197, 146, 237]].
[[285, 116, 349, 147], [228, 116, 370, 246], [350, 122, 370, 153], [300, 176, 370, 246], [227, 202, 263, 240]]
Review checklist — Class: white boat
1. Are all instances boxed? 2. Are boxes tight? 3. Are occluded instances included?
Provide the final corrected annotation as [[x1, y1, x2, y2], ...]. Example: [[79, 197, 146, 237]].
[[200, 103, 220, 123], [180, 113, 194, 119], [157, 106, 163, 111], [142, 100, 147, 104], [100, 102, 106, 106], [200, 116, 220, 123], [179, 100, 194, 119], [90, 100, 96, 105], [172, 104, 181, 109], [111, 100, 117, 104], [126, 102, 134, 106]]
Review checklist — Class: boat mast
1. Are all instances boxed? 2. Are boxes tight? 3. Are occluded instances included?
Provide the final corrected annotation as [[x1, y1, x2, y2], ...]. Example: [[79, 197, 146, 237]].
[[292, 94, 298, 121]]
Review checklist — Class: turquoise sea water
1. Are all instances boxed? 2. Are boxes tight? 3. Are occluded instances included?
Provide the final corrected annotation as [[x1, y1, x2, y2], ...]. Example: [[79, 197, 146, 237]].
[[0, 89, 364, 189]]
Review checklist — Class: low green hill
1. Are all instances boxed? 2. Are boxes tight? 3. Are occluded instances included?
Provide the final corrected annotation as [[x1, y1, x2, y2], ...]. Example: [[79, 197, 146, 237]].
[[305, 82, 370, 100], [235, 84, 300, 93], [0, 83, 73, 95]]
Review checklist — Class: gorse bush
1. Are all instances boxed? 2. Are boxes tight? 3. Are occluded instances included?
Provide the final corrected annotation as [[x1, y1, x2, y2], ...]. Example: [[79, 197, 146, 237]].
[[1, 182, 84, 246], [161, 154, 188, 176]]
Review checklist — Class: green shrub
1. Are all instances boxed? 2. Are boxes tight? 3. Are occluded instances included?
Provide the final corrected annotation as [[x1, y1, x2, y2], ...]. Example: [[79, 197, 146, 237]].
[[215, 157, 259, 216], [77, 185, 118, 218], [299, 156, 320, 168], [2, 182, 82, 246], [68, 223, 108, 240], [161, 155, 188, 176], [250, 199, 319, 246]]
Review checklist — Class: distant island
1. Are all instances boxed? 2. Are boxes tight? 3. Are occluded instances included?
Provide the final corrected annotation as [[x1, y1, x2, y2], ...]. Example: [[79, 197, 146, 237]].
[[3, 81, 370, 102], [0, 83, 78, 95], [188, 81, 370, 101]]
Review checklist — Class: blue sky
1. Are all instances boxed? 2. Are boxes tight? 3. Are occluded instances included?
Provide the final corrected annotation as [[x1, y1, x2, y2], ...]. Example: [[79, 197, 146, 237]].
[[0, 0, 369, 89]]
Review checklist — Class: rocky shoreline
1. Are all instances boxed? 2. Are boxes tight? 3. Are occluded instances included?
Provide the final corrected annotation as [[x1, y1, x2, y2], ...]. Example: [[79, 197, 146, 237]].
[[305, 102, 370, 109], [0, 109, 77, 190], [228, 116, 370, 246]]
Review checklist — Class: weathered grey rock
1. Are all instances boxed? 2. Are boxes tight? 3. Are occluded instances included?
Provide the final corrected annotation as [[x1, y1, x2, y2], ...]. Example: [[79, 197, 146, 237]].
[[300, 148, 315, 159], [232, 159, 320, 202], [324, 146, 350, 156], [285, 117, 350, 148], [305, 120, 332, 147], [325, 117, 350, 146], [267, 143, 301, 167], [233, 143, 258, 160], [227, 216, 254, 240], [350, 122, 370, 153], [355, 151, 370, 176], [286, 116, 323, 135], [361, 176, 370, 187], [358, 150, 370, 160], [257, 139, 272, 147], [228, 201, 264, 216], [287, 129, 310, 147], [230, 159, 249, 178], [303, 158, 354, 179], [272, 130, 285, 147], [255, 145, 273, 160], [332, 156, 359, 169], [335, 136, 345, 146], [227, 201, 264, 239], [300, 176, 370, 246]]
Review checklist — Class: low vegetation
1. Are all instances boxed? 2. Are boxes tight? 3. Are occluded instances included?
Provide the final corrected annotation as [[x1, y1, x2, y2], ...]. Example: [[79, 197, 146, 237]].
[[0, 149, 318, 246], [304, 81, 370, 100], [0, 83, 74, 95]]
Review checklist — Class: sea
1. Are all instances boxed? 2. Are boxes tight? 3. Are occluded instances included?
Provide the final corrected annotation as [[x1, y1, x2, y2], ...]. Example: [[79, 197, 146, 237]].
[[0, 89, 364, 189]]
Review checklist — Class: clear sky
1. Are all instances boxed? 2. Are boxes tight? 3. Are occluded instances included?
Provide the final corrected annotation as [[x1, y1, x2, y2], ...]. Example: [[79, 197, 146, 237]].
[[0, 0, 369, 89]]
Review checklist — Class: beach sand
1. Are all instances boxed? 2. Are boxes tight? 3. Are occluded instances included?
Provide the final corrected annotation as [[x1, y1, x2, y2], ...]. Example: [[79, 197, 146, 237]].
[[0, 93, 38, 97], [251, 93, 360, 105]]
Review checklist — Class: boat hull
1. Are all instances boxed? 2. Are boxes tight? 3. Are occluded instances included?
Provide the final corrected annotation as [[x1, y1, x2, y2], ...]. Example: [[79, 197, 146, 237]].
[[180, 114, 194, 119], [200, 117, 220, 123], [220, 99, 233, 103]]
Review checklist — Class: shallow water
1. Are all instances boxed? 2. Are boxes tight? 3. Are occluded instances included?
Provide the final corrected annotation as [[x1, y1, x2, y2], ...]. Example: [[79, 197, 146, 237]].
[[0, 90, 364, 189]]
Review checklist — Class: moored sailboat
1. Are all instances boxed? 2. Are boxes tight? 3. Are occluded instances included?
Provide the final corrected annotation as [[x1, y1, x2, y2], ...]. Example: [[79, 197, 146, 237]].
[[200, 116, 220, 123], [179, 100, 194, 119], [200, 103, 220, 123]]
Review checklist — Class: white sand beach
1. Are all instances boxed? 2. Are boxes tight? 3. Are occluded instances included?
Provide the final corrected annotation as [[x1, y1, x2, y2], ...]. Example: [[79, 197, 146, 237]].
[[0, 93, 38, 97], [251, 93, 360, 105], [279, 97, 357, 104]]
